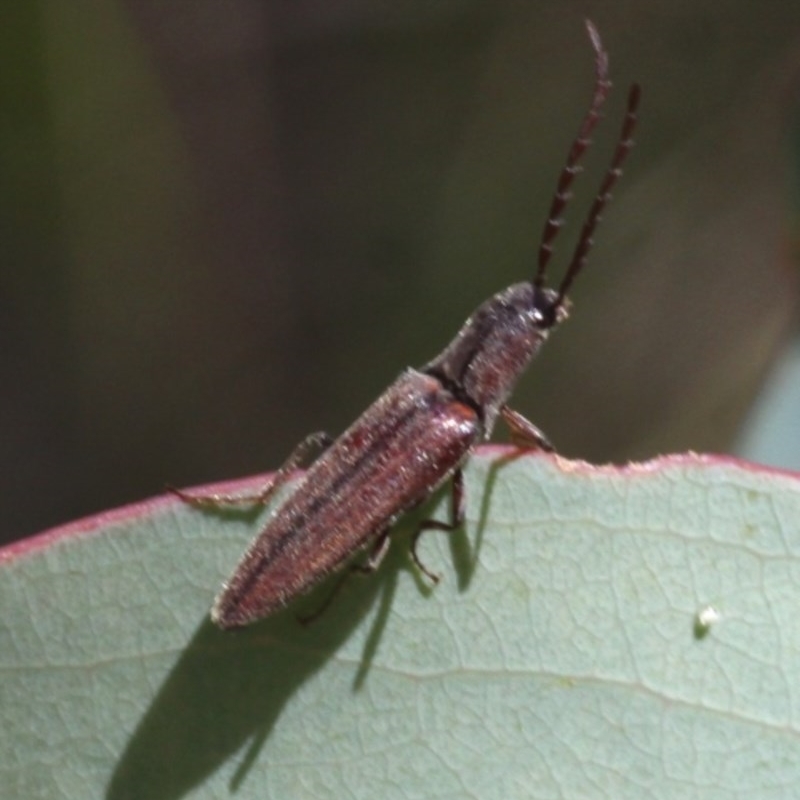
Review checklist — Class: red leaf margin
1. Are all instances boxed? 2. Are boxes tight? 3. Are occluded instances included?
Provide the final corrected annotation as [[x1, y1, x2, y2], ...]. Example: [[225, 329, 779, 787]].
[[3, 445, 799, 565]]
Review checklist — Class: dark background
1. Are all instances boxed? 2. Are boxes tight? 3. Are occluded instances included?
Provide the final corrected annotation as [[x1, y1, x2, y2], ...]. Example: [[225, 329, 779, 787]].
[[2, 2, 799, 544]]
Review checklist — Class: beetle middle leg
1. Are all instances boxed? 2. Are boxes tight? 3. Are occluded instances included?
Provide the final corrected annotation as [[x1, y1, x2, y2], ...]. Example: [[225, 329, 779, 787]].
[[301, 485, 458, 622], [410, 468, 466, 585], [302, 471, 464, 623], [500, 405, 555, 451], [169, 431, 332, 509], [299, 528, 392, 624]]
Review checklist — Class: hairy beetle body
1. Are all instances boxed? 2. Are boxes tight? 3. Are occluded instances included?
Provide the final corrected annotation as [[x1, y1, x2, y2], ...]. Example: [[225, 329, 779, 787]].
[[174, 21, 641, 628]]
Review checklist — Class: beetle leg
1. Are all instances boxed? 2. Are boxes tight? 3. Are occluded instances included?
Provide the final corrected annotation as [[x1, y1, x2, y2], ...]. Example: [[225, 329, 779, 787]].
[[306, 466, 467, 622], [299, 527, 391, 624], [410, 468, 465, 584], [500, 405, 555, 452], [356, 528, 392, 573], [169, 431, 332, 508]]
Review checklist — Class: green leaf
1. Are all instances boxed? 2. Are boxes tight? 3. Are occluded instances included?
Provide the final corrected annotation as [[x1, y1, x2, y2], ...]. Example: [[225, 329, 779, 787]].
[[4, 450, 800, 799]]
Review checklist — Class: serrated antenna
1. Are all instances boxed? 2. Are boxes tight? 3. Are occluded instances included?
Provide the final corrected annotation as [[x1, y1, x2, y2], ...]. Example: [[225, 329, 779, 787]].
[[554, 82, 640, 307], [534, 19, 611, 288]]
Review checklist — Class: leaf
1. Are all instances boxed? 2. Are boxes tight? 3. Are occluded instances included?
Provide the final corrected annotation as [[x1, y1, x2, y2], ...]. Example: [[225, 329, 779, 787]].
[[4, 449, 800, 799]]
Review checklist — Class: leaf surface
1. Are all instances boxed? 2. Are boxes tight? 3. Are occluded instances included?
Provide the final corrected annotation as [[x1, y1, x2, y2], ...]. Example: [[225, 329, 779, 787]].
[[3, 450, 800, 799]]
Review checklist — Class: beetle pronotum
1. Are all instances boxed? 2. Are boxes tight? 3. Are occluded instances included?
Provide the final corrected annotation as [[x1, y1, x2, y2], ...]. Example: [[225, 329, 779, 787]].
[[175, 21, 640, 629]]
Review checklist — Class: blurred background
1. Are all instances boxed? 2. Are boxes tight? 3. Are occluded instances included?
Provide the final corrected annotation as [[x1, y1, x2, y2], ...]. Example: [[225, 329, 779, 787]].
[[2, 2, 800, 545]]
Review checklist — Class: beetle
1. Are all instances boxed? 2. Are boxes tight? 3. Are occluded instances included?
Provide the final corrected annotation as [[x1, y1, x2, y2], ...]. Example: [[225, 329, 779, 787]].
[[174, 21, 640, 629]]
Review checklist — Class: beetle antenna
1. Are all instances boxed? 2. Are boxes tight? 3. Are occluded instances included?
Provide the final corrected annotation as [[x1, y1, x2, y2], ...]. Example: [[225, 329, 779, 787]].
[[554, 82, 640, 307], [534, 19, 611, 288]]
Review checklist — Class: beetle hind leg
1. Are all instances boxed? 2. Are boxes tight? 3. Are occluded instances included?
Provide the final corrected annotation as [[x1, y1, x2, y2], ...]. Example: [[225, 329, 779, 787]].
[[169, 430, 332, 508]]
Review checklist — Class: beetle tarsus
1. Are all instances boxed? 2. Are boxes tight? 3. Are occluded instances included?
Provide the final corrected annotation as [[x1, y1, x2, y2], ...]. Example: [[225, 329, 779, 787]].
[[501, 406, 555, 452]]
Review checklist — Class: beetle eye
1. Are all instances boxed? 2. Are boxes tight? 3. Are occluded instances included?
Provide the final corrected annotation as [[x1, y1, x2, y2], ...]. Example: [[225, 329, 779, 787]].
[[532, 306, 549, 326], [531, 289, 559, 329]]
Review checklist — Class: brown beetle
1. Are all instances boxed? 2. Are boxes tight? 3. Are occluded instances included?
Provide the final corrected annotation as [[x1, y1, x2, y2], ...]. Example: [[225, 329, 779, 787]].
[[175, 21, 640, 629]]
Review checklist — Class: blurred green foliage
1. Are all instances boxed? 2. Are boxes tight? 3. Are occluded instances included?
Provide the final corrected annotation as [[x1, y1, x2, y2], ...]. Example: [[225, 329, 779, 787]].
[[2, 2, 799, 543]]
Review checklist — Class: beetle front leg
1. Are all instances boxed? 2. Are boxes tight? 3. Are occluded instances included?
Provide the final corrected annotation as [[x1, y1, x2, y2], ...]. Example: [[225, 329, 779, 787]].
[[410, 468, 466, 585], [500, 405, 555, 452], [169, 431, 333, 508]]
